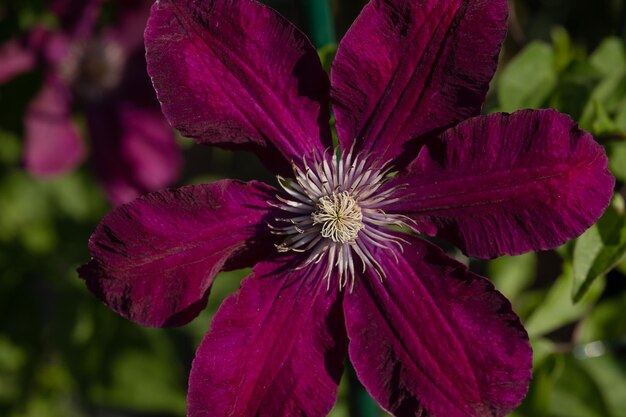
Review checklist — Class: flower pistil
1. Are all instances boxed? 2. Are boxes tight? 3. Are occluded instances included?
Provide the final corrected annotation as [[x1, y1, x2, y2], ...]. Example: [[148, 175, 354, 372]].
[[271, 150, 410, 289], [312, 191, 364, 243]]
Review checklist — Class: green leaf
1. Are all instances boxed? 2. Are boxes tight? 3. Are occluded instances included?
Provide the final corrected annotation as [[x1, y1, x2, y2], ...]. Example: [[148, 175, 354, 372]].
[[532, 338, 558, 368], [328, 368, 352, 417], [579, 76, 626, 134], [578, 354, 626, 417], [592, 99, 621, 135], [318, 43, 337, 75], [45, 172, 107, 222], [555, 239, 575, 261], [0, 337, 25, 402], [498, 41, 557, 112], [19, 221, 56, 253], [605, 140, 626, 182], [572, 194, 626, 301], [576, 291, 626, 343], [90, 347, 186, 415], [551, 27, 574, 72], [182, 268, 249, 346], [619, 257, 626, 275], [0, 129, 21, 164], [514, 289, 549, 323], [590, 37, 626, 77], [549, 60, 600, 119], [578, 40, 626, 133], [578, 39, 626, 132], [525, 262, 604, 338], [528, 359, 558, 417], [487, 253, 537, 299], [0, 171, 57, 252], [551, 354, 613, 417], [614, 96, 626, 131], [514, 353, 562, 417]]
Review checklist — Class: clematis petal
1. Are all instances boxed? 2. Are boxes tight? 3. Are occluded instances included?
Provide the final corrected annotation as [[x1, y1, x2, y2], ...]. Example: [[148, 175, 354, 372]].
[[344, 234, 531, 417], [188, 259, 346, 417], [145, 0, 332, 174], [87, 99, 182, 205], [386, 109, 614, 258], [24, 75, 86, 176], [331, 0, 508, 168], [78, 180, 278, 327], [0, 38, 37, 84]]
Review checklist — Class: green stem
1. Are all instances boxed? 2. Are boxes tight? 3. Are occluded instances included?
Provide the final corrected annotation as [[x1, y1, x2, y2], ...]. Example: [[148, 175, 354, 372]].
[[348, 365, 380, 417], [299, 0, 336, 48]]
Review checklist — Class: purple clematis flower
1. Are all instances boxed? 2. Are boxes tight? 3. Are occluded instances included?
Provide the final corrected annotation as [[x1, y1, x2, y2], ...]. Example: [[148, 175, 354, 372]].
[[79, 0, 614, 416], [0, 0, 182, 204]]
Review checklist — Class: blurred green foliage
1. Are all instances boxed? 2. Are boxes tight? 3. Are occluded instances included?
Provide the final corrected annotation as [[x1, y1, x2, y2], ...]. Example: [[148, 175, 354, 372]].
[[1, 1, 626, 417]]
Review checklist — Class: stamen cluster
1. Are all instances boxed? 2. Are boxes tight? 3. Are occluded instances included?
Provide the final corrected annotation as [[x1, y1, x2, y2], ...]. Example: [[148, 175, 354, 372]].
[[271, 151, 410, 289], [312, 191, 364, 243], [60, 40, 125, 100]]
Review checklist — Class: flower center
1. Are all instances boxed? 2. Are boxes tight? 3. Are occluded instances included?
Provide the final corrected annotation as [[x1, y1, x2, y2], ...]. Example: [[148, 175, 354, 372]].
[[312, 192, 364, 243], [60, 39, 125, 100], [270, 150, 410, 290]]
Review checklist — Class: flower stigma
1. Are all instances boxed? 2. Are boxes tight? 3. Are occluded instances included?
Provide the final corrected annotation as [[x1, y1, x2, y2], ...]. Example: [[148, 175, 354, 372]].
[[270, 150, 411, 290], [312, 192, 364, 243]]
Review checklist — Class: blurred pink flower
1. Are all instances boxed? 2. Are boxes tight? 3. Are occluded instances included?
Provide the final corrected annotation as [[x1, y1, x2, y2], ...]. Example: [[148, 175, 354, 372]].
[[0, 0, 182, 204]]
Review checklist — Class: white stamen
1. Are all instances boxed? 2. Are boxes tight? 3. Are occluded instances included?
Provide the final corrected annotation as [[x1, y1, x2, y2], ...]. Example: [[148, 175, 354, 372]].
[[271, 150, 409, 290]]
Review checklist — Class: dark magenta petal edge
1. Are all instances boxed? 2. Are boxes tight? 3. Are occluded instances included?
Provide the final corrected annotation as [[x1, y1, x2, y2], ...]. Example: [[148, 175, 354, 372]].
[[387, 109, 615, 258], [78, 179, 278, 327], [188, 258, 347, 417], [344, 234, 531, 417]]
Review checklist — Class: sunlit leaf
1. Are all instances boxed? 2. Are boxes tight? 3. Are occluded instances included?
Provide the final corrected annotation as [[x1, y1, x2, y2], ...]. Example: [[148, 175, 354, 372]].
[[551, 27, 573, 72], [525, 262, 604, 337], [580, 80, 626, 134], [572, 195, 626, 301], [498, 41, 557, 112], [328, 370, 351, 417], [590, 37, 626, 77], [532, 338, 557, 368], [551, 354, 613, 417], [318, 43, 338, 75], [579, 39, 626, 133], [578, 354, 626, 417], [488, 253, 537, 299], [605, 140, 626, 181], [576, 291, 626, 343]]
